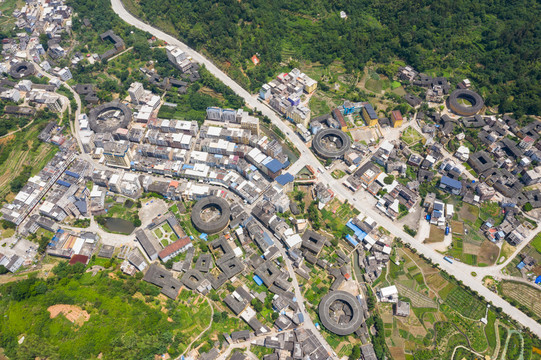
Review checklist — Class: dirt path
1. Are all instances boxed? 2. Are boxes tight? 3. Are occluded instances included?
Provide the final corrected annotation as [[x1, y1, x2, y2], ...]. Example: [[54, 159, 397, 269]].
[[178, 298, 214, 359], [0, 118, 36, 140], [107, 46, 134, 62], [450, 345, 485, 360], [492, 319, 501, 359]]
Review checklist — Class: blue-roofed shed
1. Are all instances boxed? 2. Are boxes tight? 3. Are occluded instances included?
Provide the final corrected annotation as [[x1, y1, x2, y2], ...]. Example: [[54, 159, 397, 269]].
[[276, 173, 294, 186], [517, 261, 526, 270], [253, 275, 264, 286], [346, 220, 367, 240], [536, 276, 541, 284], [56, 179, 71, 187], [65, 170, 80, 178], [262, 232, 274, 246], [345, 234, 359, 247]]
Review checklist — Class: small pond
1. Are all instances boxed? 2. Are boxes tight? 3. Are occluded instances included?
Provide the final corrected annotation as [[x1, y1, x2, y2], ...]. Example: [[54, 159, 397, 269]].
[[103, 218, 135, 234]]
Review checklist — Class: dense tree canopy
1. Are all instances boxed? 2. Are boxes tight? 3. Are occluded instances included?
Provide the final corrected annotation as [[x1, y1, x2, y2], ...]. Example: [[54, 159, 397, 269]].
[[125, 0, 540, 115]]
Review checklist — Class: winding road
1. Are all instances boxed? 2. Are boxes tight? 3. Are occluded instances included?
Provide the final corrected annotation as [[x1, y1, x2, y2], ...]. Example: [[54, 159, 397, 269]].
[[109, 0, 541, 338]]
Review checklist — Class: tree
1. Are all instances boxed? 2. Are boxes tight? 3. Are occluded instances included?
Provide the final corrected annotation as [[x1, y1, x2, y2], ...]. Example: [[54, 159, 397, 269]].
[[294, 191, 305, 202], [307, 202, 321, 230], [383, 175, 395, 185], [523, 202, 533, 212], [251, 298, 263, 312], [349, 346, 361, 360], [39, 33, 49, 51]]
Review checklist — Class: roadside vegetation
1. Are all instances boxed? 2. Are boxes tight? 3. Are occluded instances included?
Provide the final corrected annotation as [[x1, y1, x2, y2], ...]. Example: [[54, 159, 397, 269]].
[[124, 0, 540, 115]]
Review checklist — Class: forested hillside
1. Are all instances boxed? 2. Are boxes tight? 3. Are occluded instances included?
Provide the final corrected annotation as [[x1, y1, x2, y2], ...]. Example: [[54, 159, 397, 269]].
[[124, 0, 540, 116]]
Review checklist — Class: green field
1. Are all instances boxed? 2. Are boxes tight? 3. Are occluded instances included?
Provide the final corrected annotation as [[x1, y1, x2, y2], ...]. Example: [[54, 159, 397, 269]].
[[401, 126, 424, 146], [378, 247, 530, 359], [0, 262, 212, 359], [0, 116, 59, 204], [531, 232, 541, 253], [445, 287, 486, 319]]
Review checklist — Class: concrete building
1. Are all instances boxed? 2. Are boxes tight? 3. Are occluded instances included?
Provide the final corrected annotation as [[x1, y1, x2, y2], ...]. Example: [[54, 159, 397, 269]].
[[391, 110, 403, 128], [128, 82, 145, 104], [57, 67, 72, 81], [102, 141, 132, 169], [158, 236, 193, 262], [362, 104, 378, 126]]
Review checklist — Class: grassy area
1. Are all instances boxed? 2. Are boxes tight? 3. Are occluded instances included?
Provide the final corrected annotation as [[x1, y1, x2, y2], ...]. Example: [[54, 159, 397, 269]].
[[154, 228, 164, 239], [499, 242, 516, 264], [319, 198, 360, 239], [104, 198, 140, 223], [0, 262, 212, 359], [531, 232, 541, 253], [501, 280, 541, 321], [445, 287, 486, 319], [479, 202, 504, 225], [331, 169, 346, 179], [401, 126, 424, 146], [0, 0, 22, 31], [425, 225, 445, 243]]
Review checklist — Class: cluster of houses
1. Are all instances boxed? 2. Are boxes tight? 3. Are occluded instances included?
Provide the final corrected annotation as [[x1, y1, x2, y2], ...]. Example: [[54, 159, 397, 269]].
[[259, 68, 317, 126], [397, 65, 453, 104], [0, 69, 66, 112], [1, 150, 82, 227], [336, 97, 540, 249], [76, 85, 298, 204], [11, 0, 71, 58], [0, 0, 76, 115], [0, 149, 100, 271]]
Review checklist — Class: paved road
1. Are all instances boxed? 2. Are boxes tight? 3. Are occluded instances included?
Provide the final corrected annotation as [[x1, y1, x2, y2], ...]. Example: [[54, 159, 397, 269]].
[[110, 0, 541, 337]]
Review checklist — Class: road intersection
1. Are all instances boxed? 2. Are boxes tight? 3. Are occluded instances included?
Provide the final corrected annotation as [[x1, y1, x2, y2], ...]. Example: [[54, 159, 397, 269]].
[[108, 0, 540, 337]]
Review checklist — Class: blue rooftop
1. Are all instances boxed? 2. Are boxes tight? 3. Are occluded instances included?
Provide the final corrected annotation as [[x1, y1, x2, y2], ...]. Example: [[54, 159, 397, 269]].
[[517, 261, 526, 270], [265, 159, 283, 173], [346, 220, 367, 240], [441, 176, 462, 190], [262, 232, 274, 246], [253, 275, 264, 286], [536, 276, 541, 284], [56, 179, 71, 187], [345, 234, 359, 247], [276, 173, 294, 186], [65, 170, 80, 178]]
